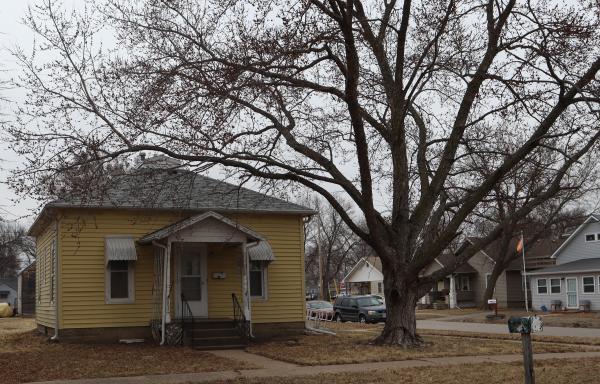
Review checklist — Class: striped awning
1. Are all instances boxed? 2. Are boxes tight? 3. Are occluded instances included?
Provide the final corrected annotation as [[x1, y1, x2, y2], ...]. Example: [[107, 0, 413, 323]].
[[105, 236, 137, 264], [248, 241, 275, 262]]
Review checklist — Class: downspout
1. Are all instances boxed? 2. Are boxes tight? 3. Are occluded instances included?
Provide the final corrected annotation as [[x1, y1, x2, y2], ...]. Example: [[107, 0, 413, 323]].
[[153, 241, 169, 345], [51, 219, 59, 342]]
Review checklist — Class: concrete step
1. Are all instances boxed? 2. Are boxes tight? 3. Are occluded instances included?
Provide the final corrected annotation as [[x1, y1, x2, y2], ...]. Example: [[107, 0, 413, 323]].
[[192, 335, 247, 347], [188, 328, 239, 338], [181, 320, 236, 329], [193, 344, 247, 350]]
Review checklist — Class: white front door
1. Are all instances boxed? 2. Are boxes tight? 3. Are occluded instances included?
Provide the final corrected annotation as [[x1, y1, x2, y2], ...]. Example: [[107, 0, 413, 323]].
[[176, 244, 208, 318], [566, 278, 578, 309]]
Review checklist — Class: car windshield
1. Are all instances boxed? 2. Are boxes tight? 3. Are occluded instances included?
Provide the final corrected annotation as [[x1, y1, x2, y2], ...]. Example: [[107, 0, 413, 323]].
[[309, 301, 333, 309], [357, 297, 382, 307]]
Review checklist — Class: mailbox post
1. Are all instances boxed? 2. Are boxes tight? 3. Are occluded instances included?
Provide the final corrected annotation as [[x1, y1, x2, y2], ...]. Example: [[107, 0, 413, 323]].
[[508, 315, 543, 384]]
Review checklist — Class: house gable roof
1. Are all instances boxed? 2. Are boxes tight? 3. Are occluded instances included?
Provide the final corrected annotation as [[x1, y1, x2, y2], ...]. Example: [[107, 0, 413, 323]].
[[28, 170, 315, 236], [550, 213, 600, 259], [0, 278, 17, 291], [528, 258, 600, 276], [138, 211, 265, 245], [343, 257, 383, 283]]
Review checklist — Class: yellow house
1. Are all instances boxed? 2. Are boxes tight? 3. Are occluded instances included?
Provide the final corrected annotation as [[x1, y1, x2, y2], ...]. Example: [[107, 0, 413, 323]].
[[28, 167, 313, 347]]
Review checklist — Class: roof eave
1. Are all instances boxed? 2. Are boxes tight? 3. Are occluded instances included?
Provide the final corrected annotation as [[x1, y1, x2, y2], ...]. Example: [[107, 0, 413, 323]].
[[549, 213, 600, 259]]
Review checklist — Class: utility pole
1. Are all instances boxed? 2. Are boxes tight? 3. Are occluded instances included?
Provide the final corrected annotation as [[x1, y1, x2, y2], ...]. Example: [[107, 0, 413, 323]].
[[521, 231, 529, 312]]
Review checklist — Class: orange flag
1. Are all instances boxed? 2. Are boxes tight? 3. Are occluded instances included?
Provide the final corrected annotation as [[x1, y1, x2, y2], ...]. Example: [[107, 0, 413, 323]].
[[516, 237, 524, 253]]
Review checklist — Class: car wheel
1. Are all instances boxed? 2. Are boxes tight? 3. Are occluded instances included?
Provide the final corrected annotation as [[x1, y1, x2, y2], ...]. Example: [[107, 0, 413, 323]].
[[359, 314, 366, 324]]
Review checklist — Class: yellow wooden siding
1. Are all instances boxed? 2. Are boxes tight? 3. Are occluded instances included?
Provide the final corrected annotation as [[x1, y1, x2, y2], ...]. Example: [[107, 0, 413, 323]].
[[35, 221, 57, 327], [232, 214, 305, 324], [59, 210, 184, 329], [58, 209, 305, 329]]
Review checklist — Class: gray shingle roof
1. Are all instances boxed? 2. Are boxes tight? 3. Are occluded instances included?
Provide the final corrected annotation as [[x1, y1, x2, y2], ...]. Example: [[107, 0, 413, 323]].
[[528, 258, 600, 275], [45, 169, 314, 214], [0, 278, 17, 291], [29, 169, 314, 236]]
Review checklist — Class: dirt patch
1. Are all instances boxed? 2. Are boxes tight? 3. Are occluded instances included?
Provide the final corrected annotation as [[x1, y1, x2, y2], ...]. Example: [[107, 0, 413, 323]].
[[0, 330, 255, 384]]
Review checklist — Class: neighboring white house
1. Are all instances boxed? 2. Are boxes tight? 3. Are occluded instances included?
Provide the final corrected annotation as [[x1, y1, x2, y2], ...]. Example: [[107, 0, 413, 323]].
[[529, 213, 600, 311], [0, 278, 18, 308], [342, 257, 384, 295]]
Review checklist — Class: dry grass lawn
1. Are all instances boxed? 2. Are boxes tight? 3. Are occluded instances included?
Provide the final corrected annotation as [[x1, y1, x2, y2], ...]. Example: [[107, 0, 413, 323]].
[[455, 309, 600, 328], [0, 329, 255, 384], [0, 317, 36, 335], [247, 331, 590, 365], [208, 357, 600, 384], [320, 321, 600, 346]]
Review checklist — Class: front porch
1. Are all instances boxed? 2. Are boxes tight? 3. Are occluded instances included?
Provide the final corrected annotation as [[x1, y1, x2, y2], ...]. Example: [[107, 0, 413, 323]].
[[137, 211, 274, 348], [420, 272, 477, 309]]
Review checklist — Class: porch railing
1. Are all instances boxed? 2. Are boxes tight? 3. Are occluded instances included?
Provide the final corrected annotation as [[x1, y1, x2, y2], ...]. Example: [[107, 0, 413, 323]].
[[232, 293, 250, 343], [180, 293, 194, 347]]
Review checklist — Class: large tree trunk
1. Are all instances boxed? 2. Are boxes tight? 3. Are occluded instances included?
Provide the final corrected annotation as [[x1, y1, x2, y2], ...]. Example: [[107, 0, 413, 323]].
[[482, 265, 503, 309], [374, 275, 423, 347]]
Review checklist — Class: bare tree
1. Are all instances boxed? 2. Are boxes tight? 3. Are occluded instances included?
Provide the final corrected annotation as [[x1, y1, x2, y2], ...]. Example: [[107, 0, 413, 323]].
[[304, 196, 361, 300], [0, 221, 35, 277], [5, 0, 600, 345]]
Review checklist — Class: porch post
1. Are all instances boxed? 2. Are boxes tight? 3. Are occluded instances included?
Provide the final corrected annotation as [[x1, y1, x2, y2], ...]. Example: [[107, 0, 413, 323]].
[[449, 274, 457, 309], [160, 241, 171, 345], [242, 243, 252, 322], [166, 239, 172, 323]]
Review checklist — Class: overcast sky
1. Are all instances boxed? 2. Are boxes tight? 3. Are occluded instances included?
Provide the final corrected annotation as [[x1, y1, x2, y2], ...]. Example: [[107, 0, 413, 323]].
[[0, 1, 80, 225]]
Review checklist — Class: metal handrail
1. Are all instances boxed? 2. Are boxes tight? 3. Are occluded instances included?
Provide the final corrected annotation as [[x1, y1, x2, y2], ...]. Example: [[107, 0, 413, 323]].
[[180, 293, 194, 347], [232, 293, 250, 342]]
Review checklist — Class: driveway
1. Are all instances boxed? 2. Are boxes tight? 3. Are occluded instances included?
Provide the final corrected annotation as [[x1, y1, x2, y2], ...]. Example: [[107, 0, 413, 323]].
[[417, 319, 600, 338]]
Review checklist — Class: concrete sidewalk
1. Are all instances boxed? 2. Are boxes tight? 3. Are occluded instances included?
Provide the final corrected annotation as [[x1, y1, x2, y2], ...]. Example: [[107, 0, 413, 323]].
[[417, 319, 600, 338], [30, 349, 600, 384]]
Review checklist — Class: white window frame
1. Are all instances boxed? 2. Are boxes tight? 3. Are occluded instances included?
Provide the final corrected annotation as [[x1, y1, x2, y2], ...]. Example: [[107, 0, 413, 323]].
[[582, 276, 596, 294], [585, 233, 597, 242], [550, 278, 561, 294], [537, 278, 548, 295], [250, 261, 268, 300], [105, 260, 135, 304]]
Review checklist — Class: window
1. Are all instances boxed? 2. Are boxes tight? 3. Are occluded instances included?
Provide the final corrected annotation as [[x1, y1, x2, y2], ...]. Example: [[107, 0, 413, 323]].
[[249, 261, 267, 299], [341, 298, 350, 307], [585, 234, 597, 242], [537, 279, 548, 294], [458, 275, 470, 291], [583, 276, 595, 293], [485, 273, 491, 288], [550, 278, 561, 294], [37, 250, 42, 303], [0, 291, 8, 299], [377, 282, 383, 294], [106, 260, 134, 303], [50, 240, 56, 303]]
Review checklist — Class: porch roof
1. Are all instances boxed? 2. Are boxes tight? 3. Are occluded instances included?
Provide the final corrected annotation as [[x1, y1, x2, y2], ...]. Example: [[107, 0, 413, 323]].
[[137, 211, 265, 245]]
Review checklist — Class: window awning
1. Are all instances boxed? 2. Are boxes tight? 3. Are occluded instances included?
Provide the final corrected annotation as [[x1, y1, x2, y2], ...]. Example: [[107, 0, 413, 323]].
[[248, 241, 275, 262], [105, 236, 137, 264]]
